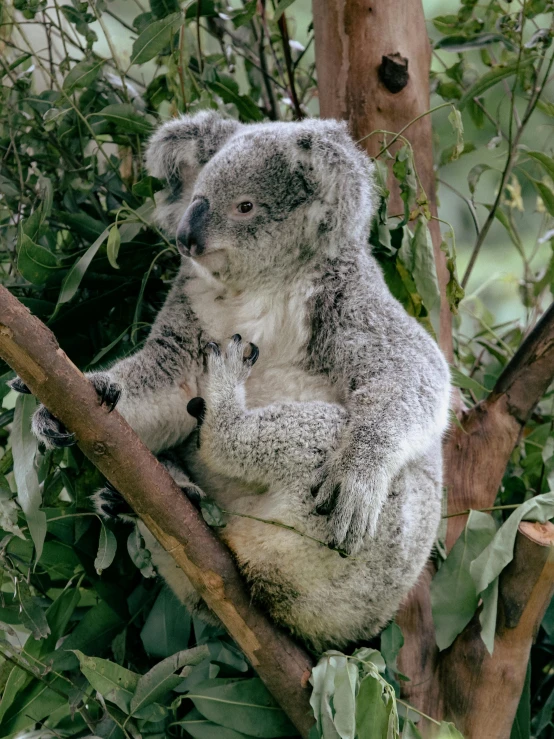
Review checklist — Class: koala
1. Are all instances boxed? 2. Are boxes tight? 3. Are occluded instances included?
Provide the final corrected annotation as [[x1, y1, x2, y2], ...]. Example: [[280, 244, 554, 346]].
[[13, 112, 450, 653]]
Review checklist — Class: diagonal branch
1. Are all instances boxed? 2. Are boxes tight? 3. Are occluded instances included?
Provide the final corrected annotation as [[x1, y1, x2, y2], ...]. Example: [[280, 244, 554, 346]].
[[0, 285, 315, 738], [446, 301, 554, 547]]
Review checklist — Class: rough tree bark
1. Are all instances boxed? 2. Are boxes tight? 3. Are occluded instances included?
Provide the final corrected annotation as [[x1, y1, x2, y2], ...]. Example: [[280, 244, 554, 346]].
[[0, 285, 315, 739], [312, 0, 554, 736]]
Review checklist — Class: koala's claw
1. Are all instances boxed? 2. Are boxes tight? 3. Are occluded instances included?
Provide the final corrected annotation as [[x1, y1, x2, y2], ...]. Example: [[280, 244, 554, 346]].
[[8, 377, 31, 394], [205, 341, 221, 356], [94, 376, 122, 413], [32, 406, 76, 449], [91, 482, 134, 521]]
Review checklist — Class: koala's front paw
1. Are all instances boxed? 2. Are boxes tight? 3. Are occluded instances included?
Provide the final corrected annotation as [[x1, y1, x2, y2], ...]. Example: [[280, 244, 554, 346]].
[[9, 372, 122, 450], [311, 451, 389, 555], [205, 334, 259, 385]]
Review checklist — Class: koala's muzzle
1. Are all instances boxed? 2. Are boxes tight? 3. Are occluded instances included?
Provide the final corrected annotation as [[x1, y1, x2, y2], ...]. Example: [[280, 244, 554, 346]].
[[177, 197, 209, 257]]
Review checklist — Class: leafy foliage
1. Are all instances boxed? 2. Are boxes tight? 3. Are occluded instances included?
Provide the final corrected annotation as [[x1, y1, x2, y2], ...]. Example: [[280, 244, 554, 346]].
[[0, 0, 553, 737]]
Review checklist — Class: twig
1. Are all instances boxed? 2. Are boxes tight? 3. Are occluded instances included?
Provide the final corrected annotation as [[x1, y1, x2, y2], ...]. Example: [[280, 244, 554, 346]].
[[277, 14, 303, 119]]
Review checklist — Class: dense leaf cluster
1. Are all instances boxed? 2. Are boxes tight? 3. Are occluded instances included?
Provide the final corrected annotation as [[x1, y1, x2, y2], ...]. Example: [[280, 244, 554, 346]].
[[0, 0, 554, 736]]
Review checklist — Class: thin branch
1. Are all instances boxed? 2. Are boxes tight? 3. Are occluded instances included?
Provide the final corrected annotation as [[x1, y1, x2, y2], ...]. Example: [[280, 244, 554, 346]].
[[277, 14, 303, 119]]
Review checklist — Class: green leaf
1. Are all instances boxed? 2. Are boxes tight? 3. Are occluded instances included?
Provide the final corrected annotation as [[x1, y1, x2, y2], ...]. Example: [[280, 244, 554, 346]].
[[355, 675, 390, 739], [435, 33, 515, 52], [392, 146, 417, 226], [128, 524, 156, 579], [92, 103, 155, 135], [458, 57, 536, 109], [431, 511, 497, 650], [188, 678, 297, 738], [229, 0, 257, 27], [527, 150, 554, 180], [449, 366, 488, 393], [200, 499, 226, 527], [140, 586, 191, 658], [175, 708, 255, 738], [107, 225, 121, 270], [95, 520, 117, 574], [0, 676, 67, 737], [130, 646, 208, 715], [273, 0, 296, 21], [470, 492, 554, 595], [12, 394, 46, 561], [448, 108, 464, 161], [333, 659, 358, 739], [437, 722, 464, 738], [56, 226, 110, 306], [532, 179, 554, 217], [73, 650, 167, 720], [150, 0, 180, 18], [53, 600, 125, 670], [130, 12, 182, 64], [63, 58, 104, 90], [479, 577, 499, 655], [16, 579, 50, 640], [467, 163, 493, 196], [403, 720, 423, 739], [17, 234, 60, 286], [310, 654, 341, 739], [399, 216, 440, 313], [207, 77, 263, 122], [380, 621, 404, 674]]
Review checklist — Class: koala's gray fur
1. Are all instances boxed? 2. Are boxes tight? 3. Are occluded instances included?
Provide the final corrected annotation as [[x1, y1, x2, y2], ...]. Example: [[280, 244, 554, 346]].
[[28, 112, 450, 653]]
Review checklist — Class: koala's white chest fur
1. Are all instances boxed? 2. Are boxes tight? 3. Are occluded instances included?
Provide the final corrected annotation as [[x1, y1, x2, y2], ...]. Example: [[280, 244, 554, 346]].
[[185, 267, 341, 407]]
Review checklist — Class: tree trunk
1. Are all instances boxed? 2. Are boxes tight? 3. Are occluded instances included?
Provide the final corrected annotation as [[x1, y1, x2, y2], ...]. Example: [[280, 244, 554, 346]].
[[312, 1, 554, 735], [0, 286, 315, 739]]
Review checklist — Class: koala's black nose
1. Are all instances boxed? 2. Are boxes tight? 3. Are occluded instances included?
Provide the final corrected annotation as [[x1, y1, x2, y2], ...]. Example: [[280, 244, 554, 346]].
[[176, 197, 209, 257]]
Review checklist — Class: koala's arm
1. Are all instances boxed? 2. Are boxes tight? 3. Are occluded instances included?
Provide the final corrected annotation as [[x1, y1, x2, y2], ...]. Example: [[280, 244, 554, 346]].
[[310, 251, 451, 553], [21, 267, 206, 453], [199, 338, 346, 489], [100, 268, 206, 451]]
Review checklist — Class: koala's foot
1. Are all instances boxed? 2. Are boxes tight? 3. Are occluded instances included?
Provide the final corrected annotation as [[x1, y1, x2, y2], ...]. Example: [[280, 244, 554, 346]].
[[9, 373, 121, 450], [91, 481, 134, 521], [205, 334, 259, 386], [91, 456, 206, 522]]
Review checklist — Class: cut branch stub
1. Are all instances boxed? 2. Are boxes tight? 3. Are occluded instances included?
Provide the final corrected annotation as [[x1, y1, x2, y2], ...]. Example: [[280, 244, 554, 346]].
[[378, 53, 409, 94], [0, 285, 315, 738]]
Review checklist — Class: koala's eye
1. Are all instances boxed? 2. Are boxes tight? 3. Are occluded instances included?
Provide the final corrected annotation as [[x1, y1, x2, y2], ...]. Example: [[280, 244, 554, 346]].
[[237, 201, 254, 214]]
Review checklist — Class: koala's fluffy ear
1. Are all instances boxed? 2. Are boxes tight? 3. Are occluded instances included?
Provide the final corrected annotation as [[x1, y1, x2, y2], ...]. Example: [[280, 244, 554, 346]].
[[292, 120, 376, 250], [145, 112, 241, 231]]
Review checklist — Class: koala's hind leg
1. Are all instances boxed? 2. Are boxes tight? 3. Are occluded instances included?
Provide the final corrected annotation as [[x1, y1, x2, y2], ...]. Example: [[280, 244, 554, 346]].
[[199, 336, 346, 489]]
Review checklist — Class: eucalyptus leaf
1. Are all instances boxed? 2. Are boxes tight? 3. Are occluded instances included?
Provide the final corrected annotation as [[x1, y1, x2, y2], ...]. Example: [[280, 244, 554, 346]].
[[106, 225, 121, 270], [94, 520, 117, 574], [431, 511, 497, 650], [188, 678, 297, 738], [130, 12, 182, 64], [63, 58, 104, 90], [355, 675, 390, 739], [12, 394, 46, 560], [458, 57, 536, 108], [470, 492, 554, 595]]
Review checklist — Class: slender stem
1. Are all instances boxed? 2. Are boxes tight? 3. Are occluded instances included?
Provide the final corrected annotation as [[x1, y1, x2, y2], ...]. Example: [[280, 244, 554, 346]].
[[443, 504, 522, 519], [277, 14, 303, 119], [396, 698, 442, 726], [462, 50, 554, 289], [357, 102, 452, 154], [196, 0, 203, 74]]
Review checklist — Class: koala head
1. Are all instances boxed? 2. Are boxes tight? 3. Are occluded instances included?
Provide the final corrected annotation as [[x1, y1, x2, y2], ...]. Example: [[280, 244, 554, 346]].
[[146, 111, 375, 284]]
